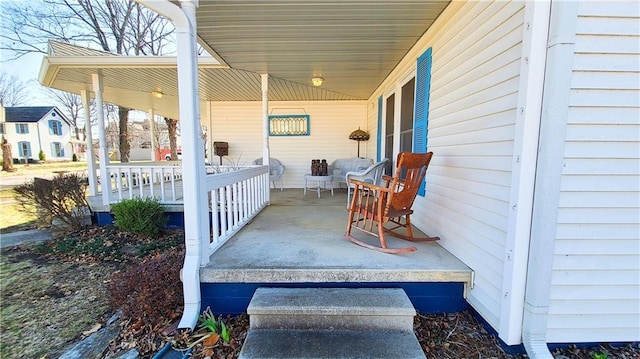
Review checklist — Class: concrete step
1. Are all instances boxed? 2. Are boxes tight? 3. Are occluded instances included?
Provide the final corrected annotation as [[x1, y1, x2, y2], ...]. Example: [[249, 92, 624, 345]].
[[238, 328, 426, 359], [247, 287, 416, 331]]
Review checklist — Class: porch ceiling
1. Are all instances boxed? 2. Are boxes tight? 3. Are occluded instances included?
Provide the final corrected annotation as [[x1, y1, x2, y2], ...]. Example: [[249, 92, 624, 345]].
[[38, 1, 450, 118], [196, 0, 450, 99]]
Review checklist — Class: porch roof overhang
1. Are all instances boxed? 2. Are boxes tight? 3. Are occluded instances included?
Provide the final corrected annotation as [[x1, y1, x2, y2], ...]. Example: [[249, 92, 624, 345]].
[[38, 0, 451, 118]]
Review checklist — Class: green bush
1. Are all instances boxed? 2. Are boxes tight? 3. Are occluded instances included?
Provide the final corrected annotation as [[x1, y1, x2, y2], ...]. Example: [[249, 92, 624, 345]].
[[38, 150, 46, 161], [111, 197, 167, 237], [72, 153, 78, 162]]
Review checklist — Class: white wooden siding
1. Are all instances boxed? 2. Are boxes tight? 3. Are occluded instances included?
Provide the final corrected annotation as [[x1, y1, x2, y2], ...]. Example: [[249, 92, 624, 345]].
[[207, 101, 367, 189], [367, 0, 526, 330], [547, 0, 640, 343]]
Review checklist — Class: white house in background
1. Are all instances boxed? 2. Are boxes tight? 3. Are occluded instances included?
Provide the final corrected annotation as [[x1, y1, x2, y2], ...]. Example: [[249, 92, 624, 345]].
[[0, 105, 73, 162]]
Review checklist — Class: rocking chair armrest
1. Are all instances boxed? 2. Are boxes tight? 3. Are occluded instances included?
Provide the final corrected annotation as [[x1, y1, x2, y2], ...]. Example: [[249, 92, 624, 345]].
[[347, 178, 392, 193]]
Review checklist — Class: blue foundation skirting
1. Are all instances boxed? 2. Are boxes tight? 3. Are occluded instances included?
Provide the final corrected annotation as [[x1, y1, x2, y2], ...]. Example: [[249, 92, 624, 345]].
[[94, 211, 184, 227], [200, 282, 468, 316]]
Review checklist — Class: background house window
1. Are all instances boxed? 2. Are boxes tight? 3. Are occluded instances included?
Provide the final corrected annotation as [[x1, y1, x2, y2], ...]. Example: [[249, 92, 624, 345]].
[[268, 115, 310, 136], [51, 142, 64, 157], [0, 123, 5, 134], [15, 123, 29, 134], [49, 120, 63, 135], [18, 141, 31, 157]]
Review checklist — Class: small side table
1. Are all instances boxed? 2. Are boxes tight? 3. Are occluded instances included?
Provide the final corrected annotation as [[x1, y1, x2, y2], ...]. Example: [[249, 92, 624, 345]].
[[304, 174, 334, 198]]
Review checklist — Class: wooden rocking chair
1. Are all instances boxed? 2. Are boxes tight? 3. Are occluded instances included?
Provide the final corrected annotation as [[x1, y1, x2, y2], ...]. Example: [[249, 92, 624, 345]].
[[345, 152, 440, 253]]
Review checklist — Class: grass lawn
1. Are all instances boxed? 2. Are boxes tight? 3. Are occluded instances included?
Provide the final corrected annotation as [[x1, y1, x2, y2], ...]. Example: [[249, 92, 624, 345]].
[[0, 161, 88, 178], [1, 161, 88, 232], [0, 187, 37, 232]]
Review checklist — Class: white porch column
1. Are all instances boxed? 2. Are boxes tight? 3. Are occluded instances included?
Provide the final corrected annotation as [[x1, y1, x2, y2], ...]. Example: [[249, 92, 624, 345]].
[[499, 0, 551, 347], [261, 73, 271, 202], [148, 108, 157, 161], [80, 90, 98, 196], [91, 73, 111, 206]]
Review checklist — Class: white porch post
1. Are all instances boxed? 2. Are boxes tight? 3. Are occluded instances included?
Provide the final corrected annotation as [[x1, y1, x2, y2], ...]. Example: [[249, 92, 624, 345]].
[[499, 0, 551, 347], [148, 109, 157, 161], [261, 73, 271, 201], [91, 73, 111, 206], [80, 90, 98, 196]]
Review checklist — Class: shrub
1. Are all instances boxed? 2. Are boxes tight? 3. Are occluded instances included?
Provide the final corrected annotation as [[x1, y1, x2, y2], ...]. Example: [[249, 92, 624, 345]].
[[38, 150, 46, 161], [72, 153, 78, 162], [107, 250, 184, 325], [13, 173, 89, 230], [111, 197, 167, 237]]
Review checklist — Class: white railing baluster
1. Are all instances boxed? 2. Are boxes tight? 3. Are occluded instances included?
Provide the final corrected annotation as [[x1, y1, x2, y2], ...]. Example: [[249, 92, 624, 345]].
[[204, 165, 269, 257], [170, 167, 177, 201], [159, 167, 166, 202], [211, 189, 219, 244]]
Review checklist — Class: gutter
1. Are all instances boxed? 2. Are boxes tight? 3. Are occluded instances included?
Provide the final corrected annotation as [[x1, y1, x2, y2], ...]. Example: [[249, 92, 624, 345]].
[[522, 1, 578, 358], [134, 0, 204, 330]]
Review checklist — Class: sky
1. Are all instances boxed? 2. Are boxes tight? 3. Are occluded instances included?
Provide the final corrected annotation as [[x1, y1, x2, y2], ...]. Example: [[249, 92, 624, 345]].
[[1, 50, 51, 106]]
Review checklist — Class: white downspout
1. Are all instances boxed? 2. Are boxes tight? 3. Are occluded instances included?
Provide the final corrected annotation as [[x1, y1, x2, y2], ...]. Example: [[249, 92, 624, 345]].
[[522, 1, 578, 358], [135, 0, 204, 330]]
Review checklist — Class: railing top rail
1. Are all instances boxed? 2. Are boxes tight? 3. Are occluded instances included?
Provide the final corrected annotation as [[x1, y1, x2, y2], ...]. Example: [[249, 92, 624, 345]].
[[105, 161, 181, 168], [206, 165, 267, 190]]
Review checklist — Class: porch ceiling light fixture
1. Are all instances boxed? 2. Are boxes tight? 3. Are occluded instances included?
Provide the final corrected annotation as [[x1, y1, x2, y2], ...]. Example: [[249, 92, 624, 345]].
[[151, 91, 163, 99], [349, 127, 370, 158], [311, 76, 324, 87]]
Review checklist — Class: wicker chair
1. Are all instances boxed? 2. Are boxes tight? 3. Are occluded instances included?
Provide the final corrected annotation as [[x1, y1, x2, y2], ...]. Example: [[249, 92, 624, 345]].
[[344, 159, 389, 207], [253, 158, 285, 191]]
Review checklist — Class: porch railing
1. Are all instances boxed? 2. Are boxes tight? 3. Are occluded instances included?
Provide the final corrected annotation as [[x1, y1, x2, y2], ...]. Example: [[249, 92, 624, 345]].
[[206, 165, 269, 256], [101, 162, 270, 257], [104, 162, 183, 204]]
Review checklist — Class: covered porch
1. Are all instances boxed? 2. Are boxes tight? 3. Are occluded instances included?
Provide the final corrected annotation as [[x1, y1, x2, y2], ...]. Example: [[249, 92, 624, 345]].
[[200, 188, 473, 314]]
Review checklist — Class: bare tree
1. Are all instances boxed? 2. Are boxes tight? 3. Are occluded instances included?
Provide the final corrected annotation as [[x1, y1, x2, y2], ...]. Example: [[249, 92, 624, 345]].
[[164, 117, 179, 160], [0, 72, 28, 106], [0, 0, 175, 162]]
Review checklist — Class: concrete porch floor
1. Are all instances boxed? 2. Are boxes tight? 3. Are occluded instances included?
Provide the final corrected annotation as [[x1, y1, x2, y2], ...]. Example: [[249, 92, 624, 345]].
[[201, 189, 473, 286]]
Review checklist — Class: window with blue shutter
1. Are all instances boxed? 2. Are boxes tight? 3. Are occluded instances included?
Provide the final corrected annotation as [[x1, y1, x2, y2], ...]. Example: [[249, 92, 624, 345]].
[[18, 141, 31, 157], [51, 142, 64, 157], [413, 47, 433, 196], [16, 124, 29, 134], [49, 120, 62, 135]]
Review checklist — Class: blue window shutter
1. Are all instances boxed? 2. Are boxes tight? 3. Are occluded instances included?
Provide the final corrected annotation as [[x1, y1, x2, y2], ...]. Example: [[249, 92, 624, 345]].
[[49, 120, 54, 135], [18, 142, 24, 157], [376, 96, 383, 161], [51, 143, 55, 157], [414, 47, 433, 196]]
